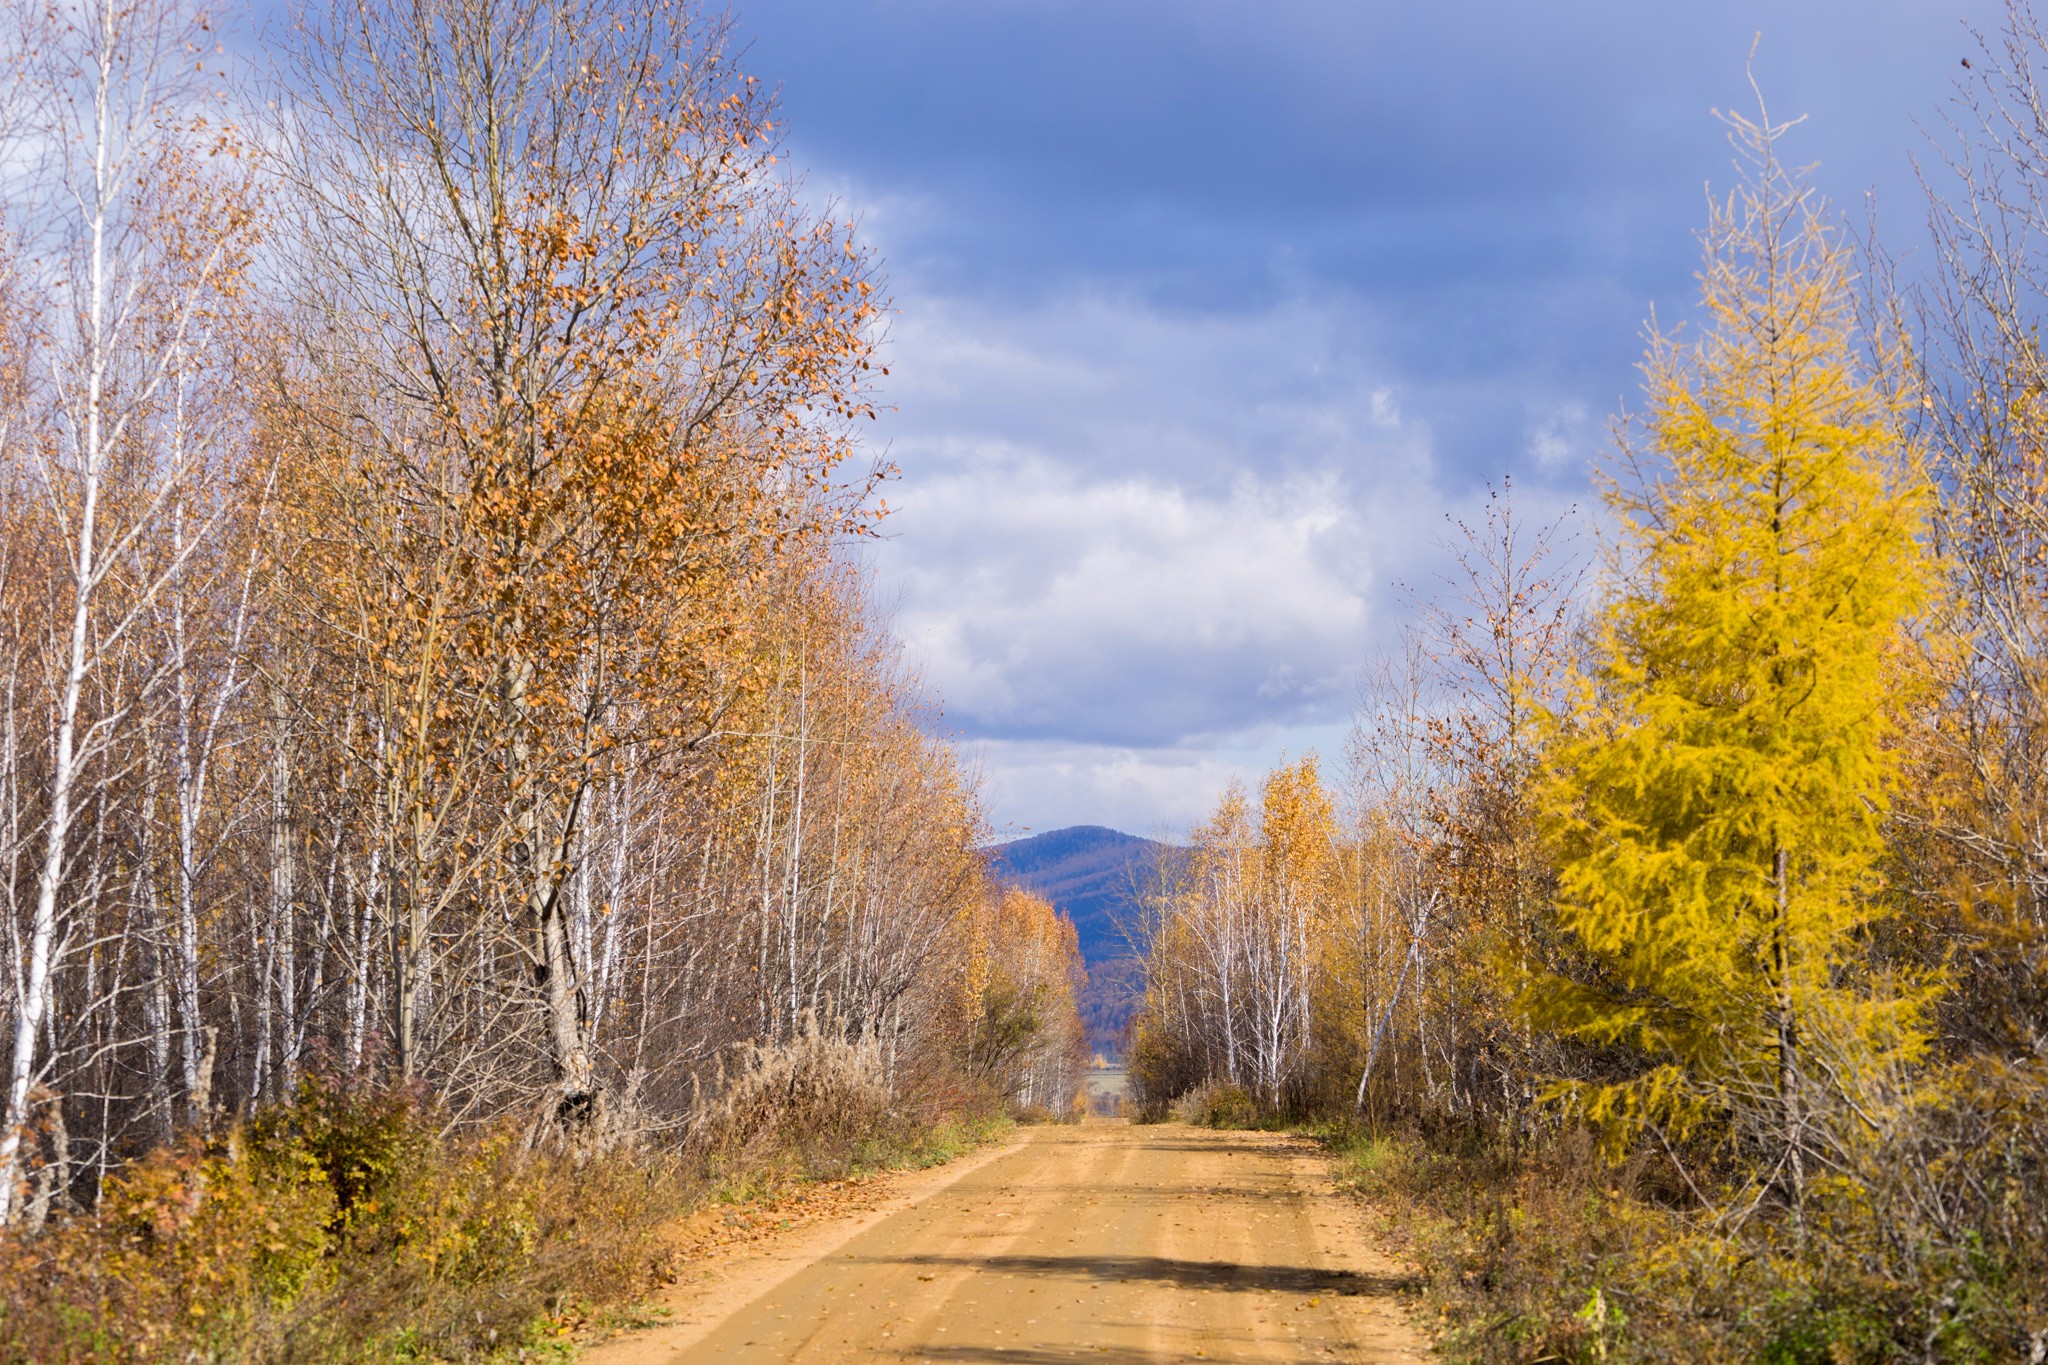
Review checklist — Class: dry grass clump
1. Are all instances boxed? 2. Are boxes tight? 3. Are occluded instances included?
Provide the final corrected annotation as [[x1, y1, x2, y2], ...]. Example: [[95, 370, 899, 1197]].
[[690, 1013, 895, 1177]]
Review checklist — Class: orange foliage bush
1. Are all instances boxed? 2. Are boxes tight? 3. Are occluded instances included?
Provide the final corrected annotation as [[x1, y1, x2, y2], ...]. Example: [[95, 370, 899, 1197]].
[[0, 1075, 678, 1364]]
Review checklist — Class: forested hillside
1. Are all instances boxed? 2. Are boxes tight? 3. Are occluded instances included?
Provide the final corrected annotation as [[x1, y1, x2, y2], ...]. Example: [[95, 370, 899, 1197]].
[[986, 825, 1173, 957], [987, 825, 1177, 1057]]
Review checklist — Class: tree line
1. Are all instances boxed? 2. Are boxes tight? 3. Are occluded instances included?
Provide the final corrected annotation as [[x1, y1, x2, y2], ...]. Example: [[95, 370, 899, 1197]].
[[0, 0, 1086, 1234], [1129, 47, 2048, 1363]]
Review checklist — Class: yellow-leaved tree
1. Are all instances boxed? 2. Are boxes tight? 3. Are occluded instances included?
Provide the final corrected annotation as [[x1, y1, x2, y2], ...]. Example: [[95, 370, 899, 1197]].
[[1527, 108, 1932, 1214]]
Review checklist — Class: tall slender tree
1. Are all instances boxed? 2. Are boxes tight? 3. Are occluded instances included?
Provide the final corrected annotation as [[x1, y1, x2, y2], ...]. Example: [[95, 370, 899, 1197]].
[[1526, 107, 1933, 1214], [0, 0, 257, 1223]]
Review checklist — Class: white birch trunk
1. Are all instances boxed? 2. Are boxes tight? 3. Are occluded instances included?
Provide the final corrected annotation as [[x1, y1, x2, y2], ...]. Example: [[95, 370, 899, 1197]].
[[0, 2, 118, 1218]]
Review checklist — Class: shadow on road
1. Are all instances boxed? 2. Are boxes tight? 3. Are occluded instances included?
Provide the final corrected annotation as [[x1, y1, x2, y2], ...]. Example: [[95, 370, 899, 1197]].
[[855, 1250, 1415, 1297], [902, 1343, 1346, 1365], [899, 1350, 1165, 1364], [1096, 1139, 1301, 1157]]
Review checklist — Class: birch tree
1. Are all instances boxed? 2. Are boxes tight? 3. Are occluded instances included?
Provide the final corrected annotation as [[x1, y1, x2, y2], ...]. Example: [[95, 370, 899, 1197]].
[[0, 0, 256, 1223], [273, 0, 882, 1126]]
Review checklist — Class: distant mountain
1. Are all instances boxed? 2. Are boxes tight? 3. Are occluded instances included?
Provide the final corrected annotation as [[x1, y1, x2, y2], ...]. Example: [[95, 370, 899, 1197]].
[[986, 825, 1181, 1060], [984, 825, 1171, 964]]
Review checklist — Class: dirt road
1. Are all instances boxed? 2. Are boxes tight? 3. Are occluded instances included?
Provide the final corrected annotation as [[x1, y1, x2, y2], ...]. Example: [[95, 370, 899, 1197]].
[[588, 1122, 1427, 1364]]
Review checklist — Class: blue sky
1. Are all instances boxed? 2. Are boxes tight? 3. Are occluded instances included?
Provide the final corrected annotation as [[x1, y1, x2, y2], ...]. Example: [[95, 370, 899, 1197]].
[[734, 0, 2005, 839]]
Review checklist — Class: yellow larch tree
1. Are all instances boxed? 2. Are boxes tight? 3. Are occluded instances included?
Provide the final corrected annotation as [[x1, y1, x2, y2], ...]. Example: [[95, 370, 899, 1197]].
[[1526, 109, 1933, 1210]]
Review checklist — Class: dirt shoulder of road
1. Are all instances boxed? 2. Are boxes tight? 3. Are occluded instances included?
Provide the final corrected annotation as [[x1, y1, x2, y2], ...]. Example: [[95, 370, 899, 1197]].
[[577, 1129, 1030, 1363], [1275, 1126, 1436, 1360]]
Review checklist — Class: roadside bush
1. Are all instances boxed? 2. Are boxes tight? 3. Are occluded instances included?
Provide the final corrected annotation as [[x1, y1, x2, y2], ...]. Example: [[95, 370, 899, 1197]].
[[0, 1074, 680, 1364], [1174, 1081, 1259, 1129], [0, 1041, 1020, 1364], [1126, 1016, 1206, 1117], [0, 1124, 337, 1363]]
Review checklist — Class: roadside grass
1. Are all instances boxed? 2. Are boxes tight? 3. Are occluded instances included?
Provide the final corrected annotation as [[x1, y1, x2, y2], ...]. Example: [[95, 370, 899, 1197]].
[[689, 1109, 1013, 1222], [0, 1074, 1013, 1365], [1315, 1119, 2045, 1364], [845, 1108, 1013, 1173], [1321, 1120, 1667, 1363]]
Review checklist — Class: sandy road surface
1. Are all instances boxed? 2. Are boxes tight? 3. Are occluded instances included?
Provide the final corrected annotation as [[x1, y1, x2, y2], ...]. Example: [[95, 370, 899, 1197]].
[[587, 1122, 1426, 1364]]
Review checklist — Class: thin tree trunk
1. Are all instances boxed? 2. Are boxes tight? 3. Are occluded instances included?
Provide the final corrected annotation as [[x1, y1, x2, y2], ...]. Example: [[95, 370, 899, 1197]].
[[1774, 844, 1805, 1230], [0, 17, 118, 1216]]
